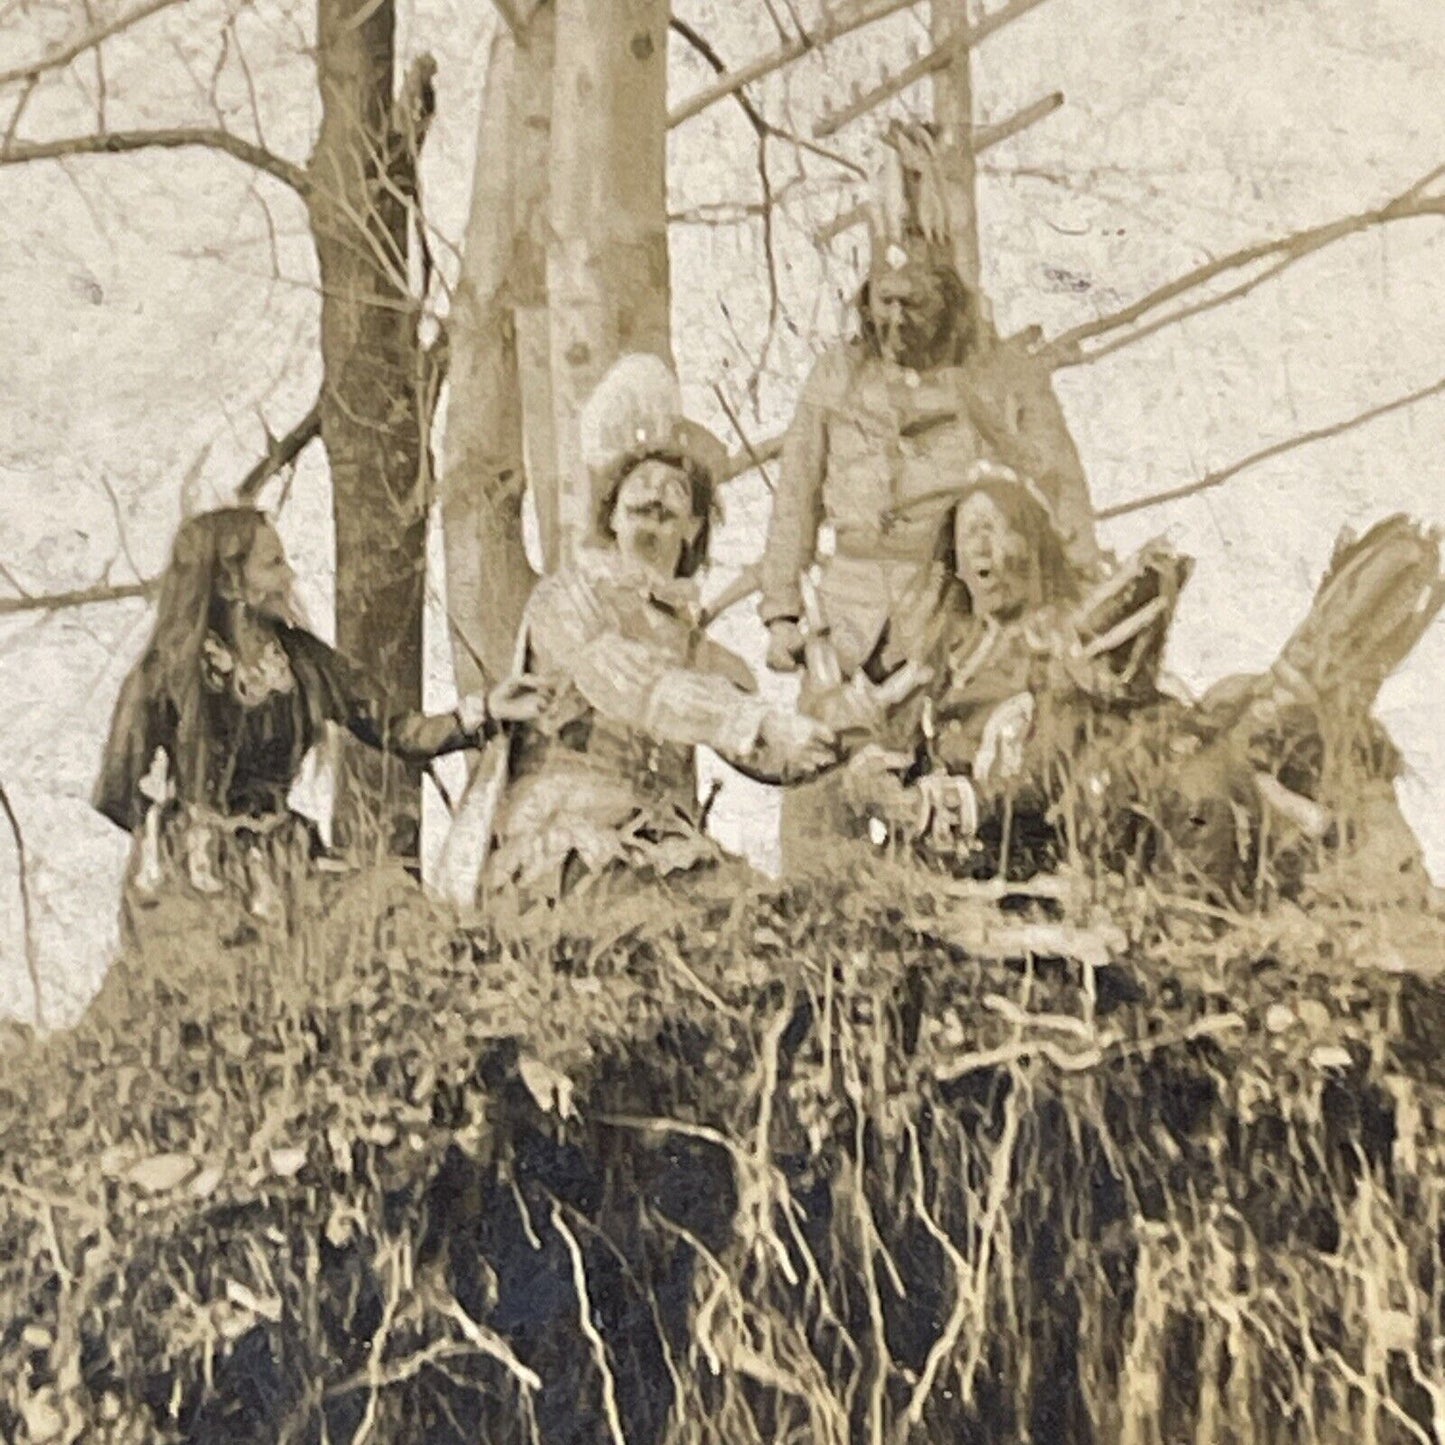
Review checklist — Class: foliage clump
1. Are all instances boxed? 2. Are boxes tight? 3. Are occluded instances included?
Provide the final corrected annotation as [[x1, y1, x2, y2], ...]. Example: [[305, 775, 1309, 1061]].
[[2, 855, 1445, 1444]]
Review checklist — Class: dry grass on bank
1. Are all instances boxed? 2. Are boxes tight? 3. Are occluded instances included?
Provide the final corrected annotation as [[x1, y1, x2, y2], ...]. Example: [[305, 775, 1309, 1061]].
[[2, 851, 1445, 1443]]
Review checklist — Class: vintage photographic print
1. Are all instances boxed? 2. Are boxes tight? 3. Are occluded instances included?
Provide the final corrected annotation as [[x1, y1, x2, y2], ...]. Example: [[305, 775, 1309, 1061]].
[[2, 0, 1443, 1440]]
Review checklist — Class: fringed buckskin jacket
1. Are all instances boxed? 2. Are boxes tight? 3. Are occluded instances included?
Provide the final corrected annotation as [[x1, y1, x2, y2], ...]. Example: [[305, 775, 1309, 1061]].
[[487, 547, 777, 902]]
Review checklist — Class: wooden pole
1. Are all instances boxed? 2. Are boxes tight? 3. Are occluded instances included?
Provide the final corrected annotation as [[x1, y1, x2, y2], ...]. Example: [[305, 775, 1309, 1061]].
[[931, 0, 981, 288]]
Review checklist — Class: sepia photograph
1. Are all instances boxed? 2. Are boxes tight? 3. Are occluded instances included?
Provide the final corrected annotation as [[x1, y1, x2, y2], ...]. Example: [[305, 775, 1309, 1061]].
[[1, 0, 1444, 1440]]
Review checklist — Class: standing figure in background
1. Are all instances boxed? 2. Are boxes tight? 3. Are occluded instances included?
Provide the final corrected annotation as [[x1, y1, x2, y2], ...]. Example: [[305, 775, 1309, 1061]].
[[94, 507, 544, 945], [758, 125, 1102, 869], [486, 354, 839, 909], [760, 122, 1101, 684]]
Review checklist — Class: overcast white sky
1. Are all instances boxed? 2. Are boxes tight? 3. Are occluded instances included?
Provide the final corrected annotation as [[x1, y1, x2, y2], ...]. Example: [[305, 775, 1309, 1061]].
[[1, 0, 1442, 1020]]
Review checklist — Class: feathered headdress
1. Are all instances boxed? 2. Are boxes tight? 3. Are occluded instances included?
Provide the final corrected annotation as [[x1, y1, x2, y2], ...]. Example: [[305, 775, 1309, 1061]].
[[580, 353, 730, 577], [867, 121, 957, 277], [579, 353, 728, 490]]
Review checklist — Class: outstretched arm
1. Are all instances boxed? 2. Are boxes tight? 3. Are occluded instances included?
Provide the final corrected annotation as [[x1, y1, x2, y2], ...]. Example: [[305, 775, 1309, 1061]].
[[527, 572, 835, 784], [289, 630, 491, 761]]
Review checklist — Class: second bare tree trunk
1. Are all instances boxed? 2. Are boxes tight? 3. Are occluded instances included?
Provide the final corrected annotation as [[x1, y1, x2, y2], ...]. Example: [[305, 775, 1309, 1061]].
[[546, 0, 672, 562], [441, 3, 555, 691]]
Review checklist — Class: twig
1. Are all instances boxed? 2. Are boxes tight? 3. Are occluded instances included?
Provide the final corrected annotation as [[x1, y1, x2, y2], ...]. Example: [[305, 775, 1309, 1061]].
[[96, 474, 144, 583], [1073, 248, 1301, 370], [711, 382, 773, 486], [1041, 168, 1445, 367], [0, 0, 187, 90], [669, 17, 867, 176], [974, 88, 1064, 152], [351, 1242, 405, 1445], [668, 0, 925, 130], [0, 780, 44, 1030], [900, 1122, 972, 1429], [0, 127, 310, 196], [236, 400, 323, 502], [1096, 375, 1445, 523], [437, 1294, 544, 1392], [0, 578, 155, 616], [720, 432, 784, 484], [838, 1003, 892, 1441], [2, 75, 37, 153], [814, 0, 1054, 139], [955, 1078, 1023, 1412], [328, 1339, 472, 1395]]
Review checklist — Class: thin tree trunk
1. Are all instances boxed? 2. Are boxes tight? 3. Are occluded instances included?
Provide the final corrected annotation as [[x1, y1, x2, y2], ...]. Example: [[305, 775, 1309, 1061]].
[[310, 0, 426, 863], [547, 0, 672, 563], [511, 4, 559, 574], [931, 0, 981, 289], [441, 3, 554, 689]]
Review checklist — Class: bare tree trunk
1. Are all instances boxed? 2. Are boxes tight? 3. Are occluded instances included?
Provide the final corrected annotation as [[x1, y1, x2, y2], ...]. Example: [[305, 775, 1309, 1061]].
[[441, 3, 555, 690], [546, 0, 672, 563], [511, 5, 560, 575], [310, 0, 427, 863], [931, 0, 981, 288]]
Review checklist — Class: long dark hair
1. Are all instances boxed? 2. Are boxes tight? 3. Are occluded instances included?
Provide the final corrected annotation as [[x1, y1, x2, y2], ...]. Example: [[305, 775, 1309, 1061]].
[[139, 508, 274, 791], [594, 452, 716, 580]]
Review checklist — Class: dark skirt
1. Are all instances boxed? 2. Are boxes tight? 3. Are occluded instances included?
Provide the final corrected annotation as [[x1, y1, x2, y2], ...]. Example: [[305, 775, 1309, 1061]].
[[118, 806, 324, 959]]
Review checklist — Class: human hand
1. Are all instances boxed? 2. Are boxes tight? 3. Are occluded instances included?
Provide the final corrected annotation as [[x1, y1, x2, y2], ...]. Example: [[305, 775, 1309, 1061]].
[[765, 619, 807, 673], [485, 673, 553, 726], [869, 660, 934, 713], [812, 662, 935, 735], [758, 707, 838, 780]]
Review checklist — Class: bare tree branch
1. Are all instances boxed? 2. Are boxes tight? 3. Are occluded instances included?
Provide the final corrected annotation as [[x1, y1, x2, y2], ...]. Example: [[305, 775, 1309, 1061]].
[[669, 17, 866, 175], [2, 75, 38, 154], [0, 127, 310, 196], [1042, 169, 1445, 368], [236, 400, 323, 502], [0, 780, 46, 1031], [0, 579, 155, 617], [1096, 375, 1445, 522], [814, 0, 1054, 139], [721, 433, 783, 483], [727, 376, 1445, 507], [712, 382, 774, 491], [668, 0, 925, 130], [975, 89, 1063, 153], [0, 0, 188, 90]]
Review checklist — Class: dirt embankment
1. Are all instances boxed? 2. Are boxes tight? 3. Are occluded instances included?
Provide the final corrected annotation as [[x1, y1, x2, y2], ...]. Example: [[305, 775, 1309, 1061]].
[[3, 857, 1445, 1444]]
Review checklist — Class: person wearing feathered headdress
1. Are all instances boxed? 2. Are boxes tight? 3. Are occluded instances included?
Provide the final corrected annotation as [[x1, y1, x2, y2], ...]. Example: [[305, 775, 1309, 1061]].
[[485, 354, 840, 906], [759, 121, 1102, 685]]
